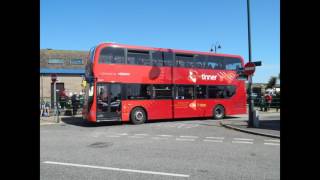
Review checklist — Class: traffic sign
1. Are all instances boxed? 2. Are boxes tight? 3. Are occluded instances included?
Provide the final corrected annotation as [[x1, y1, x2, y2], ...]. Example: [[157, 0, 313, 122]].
[[244, 62, 256, 76], [252, 61, 262, 66]]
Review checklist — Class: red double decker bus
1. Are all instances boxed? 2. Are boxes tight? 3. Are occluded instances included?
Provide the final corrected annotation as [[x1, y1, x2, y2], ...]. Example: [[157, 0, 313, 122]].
[[82, 43, 246, 124]]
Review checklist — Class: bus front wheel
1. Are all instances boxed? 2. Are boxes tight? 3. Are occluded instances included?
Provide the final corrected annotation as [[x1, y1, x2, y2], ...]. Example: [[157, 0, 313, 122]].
[[130, 107, 147, 125], [213, 105, 225, 119]]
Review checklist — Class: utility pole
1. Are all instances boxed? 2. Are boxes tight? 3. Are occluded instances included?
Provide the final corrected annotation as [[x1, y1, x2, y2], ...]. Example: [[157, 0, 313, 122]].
[[247, 0, 254, 127]]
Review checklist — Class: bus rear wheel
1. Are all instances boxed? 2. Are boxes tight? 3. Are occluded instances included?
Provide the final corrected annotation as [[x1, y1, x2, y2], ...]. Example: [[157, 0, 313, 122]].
[[130, 107, 146, 125], [213, 105, 225, 119]]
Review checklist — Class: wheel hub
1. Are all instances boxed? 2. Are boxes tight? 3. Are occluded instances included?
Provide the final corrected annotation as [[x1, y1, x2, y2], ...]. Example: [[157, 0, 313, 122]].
[[135, 111, 143, 121]]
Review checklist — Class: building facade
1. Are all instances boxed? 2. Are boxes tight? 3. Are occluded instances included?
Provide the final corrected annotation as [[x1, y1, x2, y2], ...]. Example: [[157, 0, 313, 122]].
[[40, 49, 89, 107]]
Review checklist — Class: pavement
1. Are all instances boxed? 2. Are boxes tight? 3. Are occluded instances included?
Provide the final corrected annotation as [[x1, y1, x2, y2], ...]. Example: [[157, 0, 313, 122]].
[[40, 109, 82, 125], [220, 109, 280, 138]]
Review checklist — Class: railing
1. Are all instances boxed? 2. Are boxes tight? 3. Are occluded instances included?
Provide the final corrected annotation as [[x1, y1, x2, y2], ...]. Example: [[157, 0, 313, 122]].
[[251, 97, 280, 111], [40, 98, 84, 117]]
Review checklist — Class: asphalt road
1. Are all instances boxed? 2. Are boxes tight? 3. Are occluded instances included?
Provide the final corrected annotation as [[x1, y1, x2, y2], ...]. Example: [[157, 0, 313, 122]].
[[40, 116, 280, 180]]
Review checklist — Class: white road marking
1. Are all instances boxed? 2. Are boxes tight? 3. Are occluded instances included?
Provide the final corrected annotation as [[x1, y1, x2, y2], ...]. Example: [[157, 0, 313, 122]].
[[158, 135, 173, 137], [43, 161, 189, 178], [205, 137, 225, 140], [179, 136, 198, 138], [264, 143, 280, 146], [264, 139, 280, 142], [232, 141, 253, 144], [105, 135, 120, 138], [116, 133, 128, 136], [134, 134, 148, 136], [233, 138, 254, 141], [176, 138, 195, 141], [203, 139, 223, 143]]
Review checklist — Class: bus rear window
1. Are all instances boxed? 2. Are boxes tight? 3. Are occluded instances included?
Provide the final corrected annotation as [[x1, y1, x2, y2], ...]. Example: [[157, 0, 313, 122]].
[[99, 47, 125, 64]]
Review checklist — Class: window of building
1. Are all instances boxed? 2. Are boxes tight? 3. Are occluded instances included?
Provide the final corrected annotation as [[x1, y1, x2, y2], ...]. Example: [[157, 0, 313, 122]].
[[127, 50, 151, 66], [224, 57, 242, 70], [175, 54, 194, 68], [175, 85, 194, 99], [70, 59, 83, 65], [195, 85, 207, 99], [99, 47, 125, 64], [125, 84, 153, 100], [48, 58, 64, 64], [153, 84, 172, 99], [208, 85, 236, 98]]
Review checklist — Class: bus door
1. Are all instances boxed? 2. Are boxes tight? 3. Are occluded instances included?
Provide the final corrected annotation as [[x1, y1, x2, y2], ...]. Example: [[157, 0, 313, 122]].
[[173, 85, 199, 118], [96, 83, 122, 120]]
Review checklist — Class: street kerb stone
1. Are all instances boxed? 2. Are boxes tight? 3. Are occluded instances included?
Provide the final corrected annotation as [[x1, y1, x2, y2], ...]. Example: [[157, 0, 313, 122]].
[[220, 120, 280, 139]]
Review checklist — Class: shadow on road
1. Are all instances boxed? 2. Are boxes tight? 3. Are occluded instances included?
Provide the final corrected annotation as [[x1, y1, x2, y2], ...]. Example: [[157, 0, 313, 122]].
[[60, 115, 242, 127], [60, 116, 124, 127]]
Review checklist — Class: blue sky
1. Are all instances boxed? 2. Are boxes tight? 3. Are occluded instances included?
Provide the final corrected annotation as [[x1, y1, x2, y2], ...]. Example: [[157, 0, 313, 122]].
[[40, 0, 279, 83]]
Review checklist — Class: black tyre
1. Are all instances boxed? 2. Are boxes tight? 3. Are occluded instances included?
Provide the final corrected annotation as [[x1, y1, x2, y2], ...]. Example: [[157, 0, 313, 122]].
[[213, 105, 225, 119], [130, 107, 147, 125]]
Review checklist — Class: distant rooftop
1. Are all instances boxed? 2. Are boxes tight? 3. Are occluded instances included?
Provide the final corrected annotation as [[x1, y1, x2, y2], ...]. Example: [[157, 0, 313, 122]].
[[40, 49, 88, 54]]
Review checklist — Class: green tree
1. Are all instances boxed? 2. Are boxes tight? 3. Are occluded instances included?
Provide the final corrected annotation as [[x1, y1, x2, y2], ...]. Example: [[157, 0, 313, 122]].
[[266, 76, 277, 89]]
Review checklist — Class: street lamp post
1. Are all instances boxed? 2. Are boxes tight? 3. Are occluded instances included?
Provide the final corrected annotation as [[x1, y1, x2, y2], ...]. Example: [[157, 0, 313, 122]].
[[210, 42, 221, 53], [247, 0, 254, 127]]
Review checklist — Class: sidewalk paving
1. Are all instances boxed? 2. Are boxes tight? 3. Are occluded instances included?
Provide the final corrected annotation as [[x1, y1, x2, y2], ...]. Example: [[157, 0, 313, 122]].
[[221, 111, 280, 138]]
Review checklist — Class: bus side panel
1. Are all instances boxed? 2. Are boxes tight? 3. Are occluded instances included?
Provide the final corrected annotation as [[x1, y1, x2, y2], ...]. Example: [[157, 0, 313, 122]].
[[121, 100, 173, 121], [195, 99, 245, 117], [173, 99, 203, 118], [95, 65, 172, 84]]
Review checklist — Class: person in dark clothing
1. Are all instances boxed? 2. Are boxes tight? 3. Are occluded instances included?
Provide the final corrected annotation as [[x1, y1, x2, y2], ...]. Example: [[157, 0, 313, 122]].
[[71, 93, 79, 116], [259, 96, 266, 111]]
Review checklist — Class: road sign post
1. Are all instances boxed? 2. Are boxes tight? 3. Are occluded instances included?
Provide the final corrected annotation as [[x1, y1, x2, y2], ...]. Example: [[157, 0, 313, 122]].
[[244, 61, 256, 127]]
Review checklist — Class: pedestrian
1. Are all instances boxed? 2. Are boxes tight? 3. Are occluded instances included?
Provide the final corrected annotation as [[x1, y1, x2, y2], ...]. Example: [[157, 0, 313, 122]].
[[259, 96, 266, 111], [44, 101, 50, 117], [59, 88, 67, 110], [40, 100, 45, 116], [265, 93, 272, 111], [71, 92, 79, 116]]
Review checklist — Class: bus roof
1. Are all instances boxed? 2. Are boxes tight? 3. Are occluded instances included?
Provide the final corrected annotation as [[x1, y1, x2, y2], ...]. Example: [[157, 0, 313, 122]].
[[96, 42, 244, 60]]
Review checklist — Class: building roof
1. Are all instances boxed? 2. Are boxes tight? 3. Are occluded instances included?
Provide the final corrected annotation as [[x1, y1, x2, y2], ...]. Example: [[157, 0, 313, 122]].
[[40, 49, 88, 54], [40, 68, 85, 74]]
